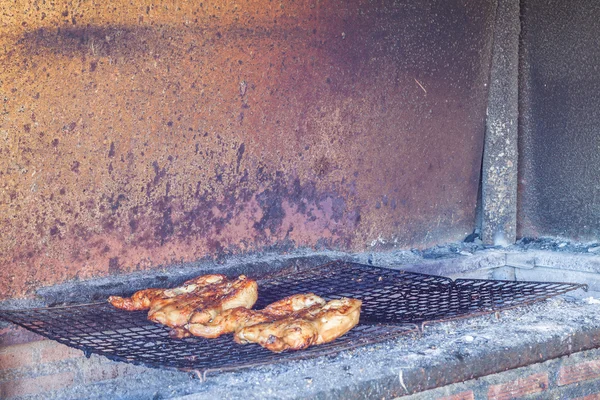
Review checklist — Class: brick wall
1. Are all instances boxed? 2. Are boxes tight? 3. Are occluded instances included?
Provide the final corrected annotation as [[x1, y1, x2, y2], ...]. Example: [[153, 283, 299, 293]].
[[0, 326, 182, 399], [1, 337, 80, 398], [401, 348, 600, 400]]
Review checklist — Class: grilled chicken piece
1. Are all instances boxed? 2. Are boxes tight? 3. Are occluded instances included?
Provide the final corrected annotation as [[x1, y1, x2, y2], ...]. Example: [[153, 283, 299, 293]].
[[108, 274, 258, 331], [150, 275, 258, 328], [107, 274, 226, 311], [234, 298, 362, 352], [184, 293, 326, 338]]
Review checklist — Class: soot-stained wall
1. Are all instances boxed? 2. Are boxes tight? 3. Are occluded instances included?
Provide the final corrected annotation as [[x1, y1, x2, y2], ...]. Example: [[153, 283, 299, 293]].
[[519, 0, 600, 240], [0, 0, 494, 299]]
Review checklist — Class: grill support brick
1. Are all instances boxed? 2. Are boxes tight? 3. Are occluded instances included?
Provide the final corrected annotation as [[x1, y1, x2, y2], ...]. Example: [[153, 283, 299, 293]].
[[0, 343, 37, 371], [0, 339, 83, 371], [82, 358, 148, 384], [0, 325, 43, 347], [40, 341, 84, 363], [486, 372, 549, 400], [436, 391, 475, 400], [574, 395, 600, 400], [559, 359, 600, 386], [0, 371, 75, 398]]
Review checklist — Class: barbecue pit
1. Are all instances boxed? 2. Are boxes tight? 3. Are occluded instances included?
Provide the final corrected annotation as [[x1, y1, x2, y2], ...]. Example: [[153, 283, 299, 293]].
[[2, 0, 600, 398]]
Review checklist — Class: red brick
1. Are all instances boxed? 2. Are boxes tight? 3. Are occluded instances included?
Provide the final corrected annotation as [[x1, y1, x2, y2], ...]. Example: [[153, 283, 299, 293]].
[[40, 342, 84, 363], [83, 361, 146, 383], [559, 359, 600, 386], [487, 372, 548, 400], [573, 394, 600, 400], [437, 391, 475, 400], [0, 371, 75, 398], [0, 326, 44, 347], [0, 343, 36, 370]]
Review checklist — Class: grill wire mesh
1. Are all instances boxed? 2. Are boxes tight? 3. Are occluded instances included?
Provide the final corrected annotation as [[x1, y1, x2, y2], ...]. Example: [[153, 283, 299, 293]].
[[0, 261, 586, 375]]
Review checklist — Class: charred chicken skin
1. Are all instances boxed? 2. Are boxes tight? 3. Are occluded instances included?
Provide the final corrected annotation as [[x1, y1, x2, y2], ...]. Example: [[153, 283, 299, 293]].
[[108, 274, 258, 330], [184, 293, 326, 338], [234, 297, 362, 352]]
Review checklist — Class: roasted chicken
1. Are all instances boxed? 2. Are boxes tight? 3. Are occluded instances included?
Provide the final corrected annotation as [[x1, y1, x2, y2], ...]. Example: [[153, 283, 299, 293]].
[[184, 293, 326, 338], [234, 297, 362, 352], [107, 274, 226, 311], [108, 274, 258, 330], [109, 274, 362, 352]]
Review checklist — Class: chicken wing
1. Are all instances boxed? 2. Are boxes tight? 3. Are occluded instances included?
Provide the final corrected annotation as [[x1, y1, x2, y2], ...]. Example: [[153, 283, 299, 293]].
[[183, 293, 326, 338], [234, 297, 362, 352]]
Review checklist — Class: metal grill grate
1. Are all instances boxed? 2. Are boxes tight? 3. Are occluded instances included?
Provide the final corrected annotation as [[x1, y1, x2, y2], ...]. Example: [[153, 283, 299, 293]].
[[0, 261, 586, 375]]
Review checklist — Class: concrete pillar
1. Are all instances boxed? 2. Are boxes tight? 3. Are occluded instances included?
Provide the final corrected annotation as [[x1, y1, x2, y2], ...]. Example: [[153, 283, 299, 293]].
[[481, 0, 521, 245]]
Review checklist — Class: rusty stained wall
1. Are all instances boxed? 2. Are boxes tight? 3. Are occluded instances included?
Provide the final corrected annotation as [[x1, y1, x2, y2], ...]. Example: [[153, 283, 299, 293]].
[[0, 0, 495, 299]]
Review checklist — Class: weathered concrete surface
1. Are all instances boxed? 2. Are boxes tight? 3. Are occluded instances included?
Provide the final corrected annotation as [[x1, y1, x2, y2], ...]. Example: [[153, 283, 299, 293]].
[[0, 0, 495, 299], [481, 0, 519, 246], [518, 0, 600, 241]]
